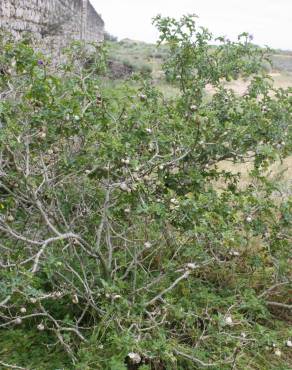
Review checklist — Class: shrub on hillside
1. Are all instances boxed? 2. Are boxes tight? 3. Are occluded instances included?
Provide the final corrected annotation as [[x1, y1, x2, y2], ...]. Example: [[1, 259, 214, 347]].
[[0, 17, 291, 369], [104, 32, 118, 42]]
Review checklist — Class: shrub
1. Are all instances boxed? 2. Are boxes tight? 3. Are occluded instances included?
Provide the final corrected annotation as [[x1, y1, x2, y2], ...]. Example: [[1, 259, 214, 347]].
[[104, 32, 118, 42], [0, 16, 291, 369], [139, 63, 152, 76]]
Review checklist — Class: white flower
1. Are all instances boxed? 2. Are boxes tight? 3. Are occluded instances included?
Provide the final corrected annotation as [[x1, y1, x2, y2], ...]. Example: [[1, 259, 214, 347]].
[[144, 242, 152, 249], [159, 164, 164, 170], [241, 332, 247, 338], [190, 105, 197, 112], [274, 349, 282, 357], [124, 208, 131, 214], [246, 216, 252, 223], [20, 307, 27, 314], [146, 128, 152, 134], [30, 298, 37, 304], [229, 250, 240, 257], [121, 158, 130, 165], [224, 315, 233, 326], [127, 352, 142, 364], [286, 340, 292, 347], [37, 323, 45, 331], [7, 215, 14, 222], [15, 317, 22, 325], [74, 115, 80, 121], [112, 294, 122, 300], [47, 149, 54, 155], [170, 198, 179, 205], [186, 263, 197, 270]]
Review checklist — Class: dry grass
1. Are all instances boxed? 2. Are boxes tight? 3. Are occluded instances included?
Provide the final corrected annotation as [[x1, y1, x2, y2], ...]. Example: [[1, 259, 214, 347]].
[[216, 157, 292, 195], [214, 72, 292, 195]]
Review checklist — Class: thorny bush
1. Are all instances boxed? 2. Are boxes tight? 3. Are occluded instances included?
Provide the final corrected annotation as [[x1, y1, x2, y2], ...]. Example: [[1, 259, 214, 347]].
[[0, 15, 291, 370]]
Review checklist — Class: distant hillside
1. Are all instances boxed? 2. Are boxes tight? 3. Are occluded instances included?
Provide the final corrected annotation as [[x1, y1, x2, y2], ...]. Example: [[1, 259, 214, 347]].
[[108, 39, 292, 77], [272, 53, 292, 72]]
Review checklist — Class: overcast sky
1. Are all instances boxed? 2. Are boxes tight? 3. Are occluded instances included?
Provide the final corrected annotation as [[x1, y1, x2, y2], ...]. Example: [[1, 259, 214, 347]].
[[91, 0, 292, 50]]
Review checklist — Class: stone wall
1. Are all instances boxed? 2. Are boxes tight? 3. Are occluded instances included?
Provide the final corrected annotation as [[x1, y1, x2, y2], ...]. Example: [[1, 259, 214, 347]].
[[0, 0, 104, 56]]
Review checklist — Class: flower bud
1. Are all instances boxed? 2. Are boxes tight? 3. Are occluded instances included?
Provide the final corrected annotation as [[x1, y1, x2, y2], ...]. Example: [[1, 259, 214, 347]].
[[72, 294, 79, 304], [246, 216, 252, 223], [15, 317, 22, 325]]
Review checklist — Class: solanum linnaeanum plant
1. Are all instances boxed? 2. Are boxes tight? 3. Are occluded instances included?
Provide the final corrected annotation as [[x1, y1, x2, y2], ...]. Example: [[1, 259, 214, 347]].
[[0, 16, 291, 369]]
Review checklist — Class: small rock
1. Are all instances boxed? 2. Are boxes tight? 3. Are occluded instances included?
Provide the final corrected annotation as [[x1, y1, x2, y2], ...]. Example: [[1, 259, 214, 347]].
[[120, 183, 129, 192]]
